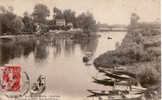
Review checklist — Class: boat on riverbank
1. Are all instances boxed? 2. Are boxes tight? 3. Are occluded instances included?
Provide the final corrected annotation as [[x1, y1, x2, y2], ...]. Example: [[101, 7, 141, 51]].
[[88, 65, 146, 100], [87, 89, 144, 100]]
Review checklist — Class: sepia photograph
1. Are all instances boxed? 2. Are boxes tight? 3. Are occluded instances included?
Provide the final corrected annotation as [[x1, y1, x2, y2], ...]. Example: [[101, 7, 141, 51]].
[[0, 0, 161, 100]]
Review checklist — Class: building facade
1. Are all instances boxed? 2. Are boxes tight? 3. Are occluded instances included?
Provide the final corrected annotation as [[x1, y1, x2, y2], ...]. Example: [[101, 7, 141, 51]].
[[56, 19, 66, 26]]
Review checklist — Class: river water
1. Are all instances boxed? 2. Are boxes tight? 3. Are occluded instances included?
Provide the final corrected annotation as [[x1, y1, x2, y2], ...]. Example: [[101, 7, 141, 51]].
[[0, 32, 126, 100]]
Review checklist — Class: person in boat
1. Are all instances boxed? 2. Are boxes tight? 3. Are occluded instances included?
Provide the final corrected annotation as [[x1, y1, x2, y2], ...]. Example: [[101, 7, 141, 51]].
[[83, 56, 89, 63], [83, 51, 93, 63], [107, 36, 112, 39]]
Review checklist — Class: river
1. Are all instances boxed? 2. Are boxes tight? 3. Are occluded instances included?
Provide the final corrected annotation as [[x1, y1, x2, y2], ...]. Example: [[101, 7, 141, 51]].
[[0, 32, 126, 100]]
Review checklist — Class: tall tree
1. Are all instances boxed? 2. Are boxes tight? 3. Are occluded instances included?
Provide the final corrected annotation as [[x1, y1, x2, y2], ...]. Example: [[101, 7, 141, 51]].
[[63, 9, 76, 25], [32, 4, 50, 23], [11, 16, 24, 33], [23, 12, 35, 32], [1, 7, 16, 33], [0, 6, 25, 34], [130, 13, 140, 25], [77, 12, 97, 33], [53, 7, 64, 19]]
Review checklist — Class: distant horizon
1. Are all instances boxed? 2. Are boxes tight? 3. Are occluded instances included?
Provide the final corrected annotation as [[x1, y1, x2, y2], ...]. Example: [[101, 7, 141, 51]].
[[0, 0, 160, 25]]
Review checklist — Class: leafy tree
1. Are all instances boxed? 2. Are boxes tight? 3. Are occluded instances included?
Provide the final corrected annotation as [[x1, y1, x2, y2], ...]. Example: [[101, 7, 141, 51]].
[[130, 13, 140, 25], [0, 6, 25, 34], [22, 12, 36, 32], [32, 4, 50, 23], [77, 12, 97, 33], [1, 9, 16, 33], [63, 9, 76, 25], [53, 7, 64, 19], [11, 16, 24, 33]]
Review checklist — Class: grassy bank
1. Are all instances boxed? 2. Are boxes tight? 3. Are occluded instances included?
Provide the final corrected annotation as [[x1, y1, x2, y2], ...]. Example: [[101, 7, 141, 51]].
[[93, 23, 161, 99]]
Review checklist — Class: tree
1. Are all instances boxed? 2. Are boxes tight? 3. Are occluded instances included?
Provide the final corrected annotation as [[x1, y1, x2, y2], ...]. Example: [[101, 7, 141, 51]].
[[32, 4, 50, 23], [11, 16, 24, 33], [130, 13, 140, 25], [53, 7, 64, 19], [22, 12, 36, 32], [0, 6, 6, 34], [0, 6, 25, 34], [77, 12, 97, 33], [1, 9, 16, 33], [63, 9, 76, 25]]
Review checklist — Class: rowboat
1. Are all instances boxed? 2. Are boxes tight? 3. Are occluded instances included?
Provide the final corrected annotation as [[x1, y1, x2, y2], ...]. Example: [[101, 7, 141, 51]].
[[83, 51, 93, 63], [87, 89, 143, 100], [88, 67, 146, 100]]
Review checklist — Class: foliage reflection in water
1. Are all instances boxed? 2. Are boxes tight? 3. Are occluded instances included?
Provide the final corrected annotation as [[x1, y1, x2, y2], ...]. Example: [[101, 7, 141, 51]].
[[0, 32, 126, 100]]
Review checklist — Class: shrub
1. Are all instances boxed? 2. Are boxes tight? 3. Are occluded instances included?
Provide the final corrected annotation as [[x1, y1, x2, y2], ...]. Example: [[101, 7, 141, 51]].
[[136, 64, 160, 88]]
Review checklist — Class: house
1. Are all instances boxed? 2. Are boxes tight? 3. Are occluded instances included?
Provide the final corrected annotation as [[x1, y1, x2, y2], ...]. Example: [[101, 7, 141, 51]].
[[56, 19, 66, 26]]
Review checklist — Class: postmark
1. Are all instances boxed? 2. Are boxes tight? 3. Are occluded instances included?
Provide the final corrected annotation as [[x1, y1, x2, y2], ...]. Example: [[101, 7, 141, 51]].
[[0, 65, 30, 98]]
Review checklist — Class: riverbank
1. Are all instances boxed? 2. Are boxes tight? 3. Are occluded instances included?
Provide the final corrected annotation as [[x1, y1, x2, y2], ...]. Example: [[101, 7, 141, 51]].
[[0, 30, 99, 43], [93, 23, 161, 99]]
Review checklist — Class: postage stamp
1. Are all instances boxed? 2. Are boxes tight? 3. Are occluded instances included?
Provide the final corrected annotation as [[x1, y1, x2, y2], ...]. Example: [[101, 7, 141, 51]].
[[1, 66, 21, 91], [0, 66, 30, 98]]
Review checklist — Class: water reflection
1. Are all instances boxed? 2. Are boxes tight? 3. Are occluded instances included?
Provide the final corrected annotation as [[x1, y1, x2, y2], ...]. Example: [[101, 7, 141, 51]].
[[0, 41, 35, 65], [0, 32, 126, 100], [64, 39, 75, 57], [34, 40, 49, 62], [0, 36, 98, 66], [80, 38, 98, 56]]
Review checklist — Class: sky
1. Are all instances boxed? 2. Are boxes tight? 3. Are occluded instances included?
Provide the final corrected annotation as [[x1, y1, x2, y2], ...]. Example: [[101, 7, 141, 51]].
[[0, 0, 160, 25]]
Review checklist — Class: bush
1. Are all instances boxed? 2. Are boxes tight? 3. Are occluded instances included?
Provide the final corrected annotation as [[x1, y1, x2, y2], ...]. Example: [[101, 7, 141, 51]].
[[136, 64, 160, 88]]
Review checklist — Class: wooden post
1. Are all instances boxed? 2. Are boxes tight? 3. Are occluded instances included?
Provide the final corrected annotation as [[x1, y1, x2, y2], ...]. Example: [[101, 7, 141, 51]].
[[129, 79, 132, 91], [113, 80, 116, 90]]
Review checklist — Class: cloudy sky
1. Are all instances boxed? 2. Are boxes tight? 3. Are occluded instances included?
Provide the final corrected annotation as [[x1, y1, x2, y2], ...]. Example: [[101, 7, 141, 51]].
[[0, 0, 160, 25]]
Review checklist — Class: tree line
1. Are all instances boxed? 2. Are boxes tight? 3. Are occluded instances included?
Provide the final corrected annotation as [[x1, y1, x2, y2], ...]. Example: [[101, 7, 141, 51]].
[[0, 4, 97, 35]]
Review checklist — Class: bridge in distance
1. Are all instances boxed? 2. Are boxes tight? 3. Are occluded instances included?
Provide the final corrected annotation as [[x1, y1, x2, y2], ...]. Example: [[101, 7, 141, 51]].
[[98, 24, 161, 32], [98, 27, 128, 32]]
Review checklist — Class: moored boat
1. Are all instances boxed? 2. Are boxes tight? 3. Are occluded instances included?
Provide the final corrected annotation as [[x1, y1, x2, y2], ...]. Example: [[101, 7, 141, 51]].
[[87, 89, 143, 100]]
